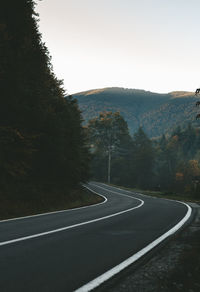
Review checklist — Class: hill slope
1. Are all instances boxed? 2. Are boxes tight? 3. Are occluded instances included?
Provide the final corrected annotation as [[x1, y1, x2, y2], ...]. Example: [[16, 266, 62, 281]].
[[74, 87, 199, 137]]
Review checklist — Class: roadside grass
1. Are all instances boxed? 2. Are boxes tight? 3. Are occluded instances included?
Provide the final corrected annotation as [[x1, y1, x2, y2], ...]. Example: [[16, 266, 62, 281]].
[[110, 184, 200, 204], [0, 186, 104, 221], [166, 232, 200, 291], [158, 215, 200, 291]]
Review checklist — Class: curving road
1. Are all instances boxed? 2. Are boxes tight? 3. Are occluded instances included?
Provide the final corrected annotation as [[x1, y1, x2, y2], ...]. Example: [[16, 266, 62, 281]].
[[0, 182, 191, 291]]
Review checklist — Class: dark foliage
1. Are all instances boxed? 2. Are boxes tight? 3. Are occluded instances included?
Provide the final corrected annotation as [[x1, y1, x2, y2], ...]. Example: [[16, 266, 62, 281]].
[[88, 110, 200, 198], [87, 112, 154, 189], [87, 112, 132, 184], [0, 0, 90, 201], [154, 124, 200, 196]]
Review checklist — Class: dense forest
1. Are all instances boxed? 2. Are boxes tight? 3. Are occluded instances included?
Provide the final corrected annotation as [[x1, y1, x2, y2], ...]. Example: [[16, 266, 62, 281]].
[[0, 0, 90, 217], [75, 87, 199, 138], [1, 0, 199, 220], [88, 112, 200, 198]]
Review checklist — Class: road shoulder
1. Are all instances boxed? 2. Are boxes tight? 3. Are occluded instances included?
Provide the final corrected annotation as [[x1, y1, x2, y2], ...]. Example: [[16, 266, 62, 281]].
[[0, 186, 104, 221], [104, 203, 200, 292]]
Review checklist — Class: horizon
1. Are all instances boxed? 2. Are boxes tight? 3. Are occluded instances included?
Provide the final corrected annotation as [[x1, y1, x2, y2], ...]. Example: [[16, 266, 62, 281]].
[[36, 0, 200, 95], [73, 86, 195, 95]]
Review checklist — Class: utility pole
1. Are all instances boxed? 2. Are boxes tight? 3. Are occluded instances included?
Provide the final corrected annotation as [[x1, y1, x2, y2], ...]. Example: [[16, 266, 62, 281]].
[[108, 146, 111, 184]]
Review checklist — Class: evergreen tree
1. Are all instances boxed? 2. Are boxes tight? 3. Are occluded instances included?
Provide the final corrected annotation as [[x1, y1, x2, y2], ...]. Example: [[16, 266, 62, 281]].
[[0, 1, 89, 194], [130, 127, 155, 189]]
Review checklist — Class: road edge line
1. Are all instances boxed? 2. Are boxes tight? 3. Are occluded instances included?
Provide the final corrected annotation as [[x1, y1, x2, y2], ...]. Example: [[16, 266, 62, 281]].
[[75, 192, 192, 292], [0, 185, 107, 224], [0, 185, 144, 247]]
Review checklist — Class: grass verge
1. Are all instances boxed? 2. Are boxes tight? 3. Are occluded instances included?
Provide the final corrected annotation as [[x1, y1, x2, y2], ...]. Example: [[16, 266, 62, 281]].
[[0, 185, 104, 221], [160, 228, 200, 291], [111, 184, 200, 204]]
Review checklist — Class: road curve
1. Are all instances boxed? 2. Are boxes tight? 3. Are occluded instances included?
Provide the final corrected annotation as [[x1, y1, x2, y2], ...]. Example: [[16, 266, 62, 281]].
[[0, 182, 191, 291]]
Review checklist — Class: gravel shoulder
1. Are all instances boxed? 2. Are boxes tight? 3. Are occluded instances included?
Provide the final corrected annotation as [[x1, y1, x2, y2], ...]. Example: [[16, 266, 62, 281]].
[[103, 203, 200, 292]]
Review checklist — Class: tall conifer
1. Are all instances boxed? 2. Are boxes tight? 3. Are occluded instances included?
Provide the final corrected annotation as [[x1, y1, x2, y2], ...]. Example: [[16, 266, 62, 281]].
[[0, 0, 89, 190]]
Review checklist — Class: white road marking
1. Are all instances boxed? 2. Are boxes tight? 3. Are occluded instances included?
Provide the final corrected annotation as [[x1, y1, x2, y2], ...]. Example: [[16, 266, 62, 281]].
[[75, 186, 192, 292], [97, 182, 148, 198], [0, 185, 107, 224], [0, 185, 144, 247], [89, 182, 144, 200]]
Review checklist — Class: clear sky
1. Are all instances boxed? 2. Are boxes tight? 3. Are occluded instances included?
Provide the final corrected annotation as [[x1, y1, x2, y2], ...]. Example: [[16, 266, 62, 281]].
[[36, 0, 200, 94]]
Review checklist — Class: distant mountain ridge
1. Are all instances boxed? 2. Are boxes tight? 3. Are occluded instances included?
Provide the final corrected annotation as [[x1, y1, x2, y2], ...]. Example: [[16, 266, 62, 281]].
[[74, 87, 199, 138]]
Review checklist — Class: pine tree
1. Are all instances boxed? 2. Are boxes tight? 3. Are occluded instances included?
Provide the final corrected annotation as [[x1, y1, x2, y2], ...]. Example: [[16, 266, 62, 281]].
[[131, 127, 155, 189], [0, 0, 89, 192]]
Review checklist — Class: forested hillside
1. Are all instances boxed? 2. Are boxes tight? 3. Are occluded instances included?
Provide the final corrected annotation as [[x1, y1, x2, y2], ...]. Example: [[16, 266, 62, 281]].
[[75, 87, 198, 137], [87, 112, 200, 198], [0, 0, 90, 218]]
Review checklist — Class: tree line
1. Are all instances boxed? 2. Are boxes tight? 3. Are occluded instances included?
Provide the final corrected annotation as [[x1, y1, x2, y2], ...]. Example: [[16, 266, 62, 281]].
[[87, 112, 200, 198], [1, 0, 199, 213], [0, 0, 90, 203]]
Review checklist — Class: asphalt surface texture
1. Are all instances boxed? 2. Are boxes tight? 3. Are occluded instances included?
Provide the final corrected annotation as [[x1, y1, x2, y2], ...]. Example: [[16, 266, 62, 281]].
[[0, 182, 190, 292]]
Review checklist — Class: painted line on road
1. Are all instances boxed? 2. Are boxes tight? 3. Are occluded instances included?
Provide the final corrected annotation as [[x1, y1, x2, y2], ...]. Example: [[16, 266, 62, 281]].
[[97, 182, 147, 198], [75, 187, 192, 292], [0, 185, 107, 224], [0, 185, 144, 247], [89, 182, 144, 201]]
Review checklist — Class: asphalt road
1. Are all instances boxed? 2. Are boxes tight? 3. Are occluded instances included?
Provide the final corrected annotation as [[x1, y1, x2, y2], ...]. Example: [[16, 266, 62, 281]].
[[0, 182, 191, 292]]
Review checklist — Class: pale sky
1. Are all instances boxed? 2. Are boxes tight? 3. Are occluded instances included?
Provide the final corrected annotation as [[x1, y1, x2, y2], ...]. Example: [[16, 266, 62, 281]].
[[36, 0, 200, 95]]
